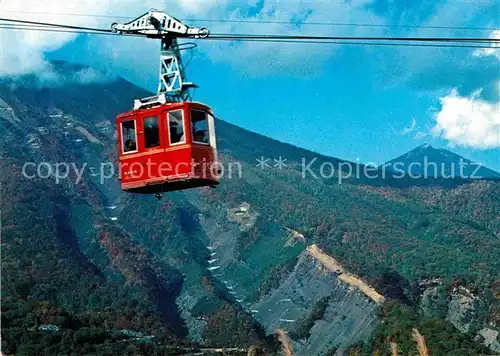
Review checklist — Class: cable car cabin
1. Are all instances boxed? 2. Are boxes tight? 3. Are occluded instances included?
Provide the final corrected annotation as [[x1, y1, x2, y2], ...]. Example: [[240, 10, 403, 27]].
[[116, 102, 219, 194]]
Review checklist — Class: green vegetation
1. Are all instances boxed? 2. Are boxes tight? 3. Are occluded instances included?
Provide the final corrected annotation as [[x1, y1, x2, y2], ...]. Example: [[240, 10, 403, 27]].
[[364, 301, 493, 356], [203, 154, 499, 310]]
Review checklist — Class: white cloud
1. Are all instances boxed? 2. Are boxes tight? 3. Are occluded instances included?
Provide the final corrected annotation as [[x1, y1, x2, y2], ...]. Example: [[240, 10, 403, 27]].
[[0, 1, 102, 76], [3, 65, 116, 88], [0, 0, 200, 79], [431, 89, 500, 149], [414, 131, 428, 140], [399, 118, 431, 140], [400, 117, 416, 135], [72, 67, 116, 85], [1, 0, 493, 93], [0, 0, 385, 85], [473, 30, 500, 60], [200, 0, 381, 76]]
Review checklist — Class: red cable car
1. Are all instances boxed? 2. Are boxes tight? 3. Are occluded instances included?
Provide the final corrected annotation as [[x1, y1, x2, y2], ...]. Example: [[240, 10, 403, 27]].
[[117, 101, 219, 196], [111, 11, 219, 198]]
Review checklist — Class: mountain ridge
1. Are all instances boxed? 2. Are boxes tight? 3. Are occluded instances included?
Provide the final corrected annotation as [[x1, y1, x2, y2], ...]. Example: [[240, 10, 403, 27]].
[[3, 62, 497, 182], [384, 143, 500, 179]]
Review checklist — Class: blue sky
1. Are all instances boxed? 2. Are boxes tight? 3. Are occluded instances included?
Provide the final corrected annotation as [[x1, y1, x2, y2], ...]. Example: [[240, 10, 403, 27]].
[[2, 0, 499, 170], [191, 44, 499, 170]]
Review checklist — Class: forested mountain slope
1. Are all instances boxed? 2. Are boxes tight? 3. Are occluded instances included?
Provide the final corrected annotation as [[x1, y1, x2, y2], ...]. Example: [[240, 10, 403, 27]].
[[1, 63, 498, 355]]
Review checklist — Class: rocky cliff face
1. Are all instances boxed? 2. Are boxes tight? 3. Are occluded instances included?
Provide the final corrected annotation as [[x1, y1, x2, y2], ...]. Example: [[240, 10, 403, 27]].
[[420, 282, 500, 353], [447, 287, 480, 333], [478, 327, 500, 353], [252, 251, 380, 355], [186, 194, 383, 355]]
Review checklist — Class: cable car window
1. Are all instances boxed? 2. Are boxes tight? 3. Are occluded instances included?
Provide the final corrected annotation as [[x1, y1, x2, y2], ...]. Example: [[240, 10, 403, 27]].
[[144, 116, 160, 148], [121, 120, 137, 153], [168, 110, 185, 145], [191, 110, 209, 144]]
